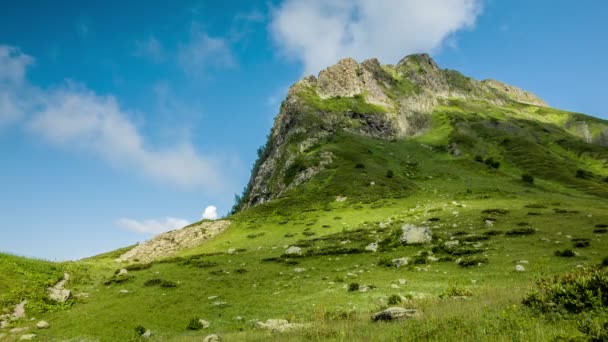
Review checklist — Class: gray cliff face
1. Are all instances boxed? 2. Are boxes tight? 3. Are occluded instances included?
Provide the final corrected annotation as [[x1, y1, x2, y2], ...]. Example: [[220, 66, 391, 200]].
[[238, 53, 552, 210]]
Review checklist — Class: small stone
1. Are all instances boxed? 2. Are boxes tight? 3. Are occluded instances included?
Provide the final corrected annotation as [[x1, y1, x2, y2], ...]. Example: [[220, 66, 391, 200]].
[[142, 330, 152, 338], [19, 334, 36, 340], [365, 242, 378, 253], [392, 257, 410, 268], [372, 307, 419, 322], [391, 284, 400, 289], [484, 220, 494, 228], [515, 265, 526, 272], [293, 268, 306, 273], [118, 269, 128, 275], [207, 296, 218, 300], [198, 320, 210, 329], [227, 248, 236, 255], [398, 279, 407, 285], [284, 246, 302, 256], [35, 321, 49, 329], [119, 290, 129, 294], [203, 334, 222, 342], [519, 260, 529, 264], [10, 327, 28, 334]]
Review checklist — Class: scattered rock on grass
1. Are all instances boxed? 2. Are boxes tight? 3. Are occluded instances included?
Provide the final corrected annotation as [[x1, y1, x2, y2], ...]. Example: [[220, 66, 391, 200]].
[[19, 334, 36, 340], [35, 321, 49, 329], [515, 265, 526, 272], [198, 320, 210, 329], [365, 242, 378, 253], [254, 319, 308, 332], [203, 334, 222, 342], [371, 307, 420, 322], [142, 329, 152, 338], [400, 225, 432, 244], [285, 246, 302, 256], [392, 257, 410, 268]]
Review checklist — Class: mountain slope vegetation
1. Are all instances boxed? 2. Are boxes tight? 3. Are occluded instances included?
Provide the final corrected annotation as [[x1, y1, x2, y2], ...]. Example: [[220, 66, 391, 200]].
[[2, 54, 608, 341]]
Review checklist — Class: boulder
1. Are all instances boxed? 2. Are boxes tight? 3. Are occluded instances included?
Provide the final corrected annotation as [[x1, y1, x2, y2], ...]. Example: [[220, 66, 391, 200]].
[[48, 288, 71, 303], [392, 257, 410, 268], [35, 321, 49, 329], [365, 242, 378, 253], [284, 246, 302, 256], [254, 319, 308, 333], [198, 320, 210, 329], [12, 301, 27, 320], [399, 224, 432, 244], [371, 307, 420, 322], [203, 334, 222, 342]]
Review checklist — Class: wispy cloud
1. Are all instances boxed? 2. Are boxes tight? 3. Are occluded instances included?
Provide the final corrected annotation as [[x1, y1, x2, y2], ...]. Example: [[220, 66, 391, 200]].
[[133, 36, 165, 63], [0, 44, 229, 190], [177, 25, 236, 74], [117, 217, 190, 234], [270, 0, 483, 75]]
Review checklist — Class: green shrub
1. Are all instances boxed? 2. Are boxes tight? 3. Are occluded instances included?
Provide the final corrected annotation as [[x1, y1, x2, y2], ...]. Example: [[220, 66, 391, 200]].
[[124, 263, 152, 271], [348, 283, 360, 292], [555, 249, 576, 257], [572, 238, 591, 248], [457, 256, 488, 267], [135, 325, 146, 335], [522, 174, 535, 184], [595, 228, 608, 234], [440, 285, 472, 298], [302, 231, 316, 236], [388, 294, 402, 305], [474, 155, 484, 163], [576, 169, 590, 179], [186, 318, 203, 330], [103, 274, 133, 285], [235, 268, 248, 274], [484, 157, 500, 169], [143, 278, 162, 286], [522, 267, 608, 313], [355, 163, 365, 169], [602, 257, 608, 267], [386, 170, 394, 178], [577, 315, 608, 342], [482, 208, 510, 215], [506, 228, 535, 236], [524, 204, 547, 209], [377, 257, 393, 267], [484, 230, 503, 236], [596, 224, 608, 228]]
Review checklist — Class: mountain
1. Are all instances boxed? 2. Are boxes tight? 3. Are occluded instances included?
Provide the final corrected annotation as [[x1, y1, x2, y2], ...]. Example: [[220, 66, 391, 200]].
[[2, 54, 608, 341], [234, 53, 608, 212]]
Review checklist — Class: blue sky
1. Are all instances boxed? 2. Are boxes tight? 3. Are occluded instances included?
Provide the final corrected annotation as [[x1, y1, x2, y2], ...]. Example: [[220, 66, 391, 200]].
[[0, 0, 606, 260]]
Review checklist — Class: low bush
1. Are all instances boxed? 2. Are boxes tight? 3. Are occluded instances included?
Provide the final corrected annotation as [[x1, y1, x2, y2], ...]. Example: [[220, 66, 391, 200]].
[[577, 315, 608, 342], [484, 230, 503, 236], [474, 155, 484, 163], [595, 228, 608, 234], [388, 294, 402, 305], [355, 163, 365, 169], [602, 257, 608, 267], [377, 257, 393, 267], [457, 256, 488, 267], [348, 283, 360, 292], [506, 228, 535, 236], [440, 285, 472, 298], [522, 267, 608, 314], [135, 325, 146, 336], [555, 249, 576, 257], [482, 208, 510, 215], [186, 318, 204, 330], [386, 170, 394, 178], [461, 234, 490, 242], [124, 263, 152, 271], [144, 278, 178, 288], [595, 224, 608, 228], [428, 217, 440, 222], [103, 274, 133, 285], [572, 238, 591, 248], [522, 174, 535, 184], [524, 204, 547, 209]]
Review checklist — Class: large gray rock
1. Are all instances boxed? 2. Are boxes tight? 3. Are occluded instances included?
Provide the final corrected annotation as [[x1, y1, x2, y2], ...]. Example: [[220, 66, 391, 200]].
[[203, 334, 221, 342], [399, 224, 432, 244], [371, 307, 420, 322], [284, 246, 302, 256], [48, 288, 71, 303], [254, 319, 308, 333]]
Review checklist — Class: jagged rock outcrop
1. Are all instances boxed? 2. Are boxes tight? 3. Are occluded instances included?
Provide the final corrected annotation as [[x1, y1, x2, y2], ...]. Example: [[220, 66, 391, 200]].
[[236, 53, 554, 211], [117, 220, 231, 263]]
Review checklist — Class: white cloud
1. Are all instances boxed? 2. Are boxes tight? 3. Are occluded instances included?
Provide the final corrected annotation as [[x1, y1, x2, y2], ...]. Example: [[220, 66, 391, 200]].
[[117, 217, 190, 234], [270, 0, 483, 75], [133, 37, 165, 63], [202, 205, 218, 220], [0, 44, 227, 190], [178, 26, 236, 73]]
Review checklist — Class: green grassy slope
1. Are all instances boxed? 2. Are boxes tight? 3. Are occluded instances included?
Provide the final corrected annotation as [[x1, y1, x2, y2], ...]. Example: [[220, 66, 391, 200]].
[[2, 99, 608, 341]]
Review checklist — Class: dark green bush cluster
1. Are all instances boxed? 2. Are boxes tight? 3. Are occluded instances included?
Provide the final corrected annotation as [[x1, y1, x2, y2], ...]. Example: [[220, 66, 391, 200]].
[[522, 267, 608, 314], [124, 263, 152, 271], [348, 283, 360, 292], [481, 208, 510, 215], [597, 224, 608, 228], [144, 278, 178, 288], [440, 285, 472, 298], [474, 155, 500, 168], [596, 228, 608, 234], [135, 325, 146, 335], [386, 170, 394, 178], [388, 294, 402, 305], [577, 315, 608, 342], [461, 234, 490, 242], [576, 169, 591, 179], [186, 318, 204, 330], [602, 257, 608, 267], [247, 232, 265, 239], [457, 256, 488, 267], [103, 273, 133, 285], [524, 204, 547, 209], [484, 230, 503, 236], [572, 238, 591, 248], [505, 227, 535, 236], [355, 163, 366, 169], [555, 249, 576, 257], [521, 174, 535, 184]]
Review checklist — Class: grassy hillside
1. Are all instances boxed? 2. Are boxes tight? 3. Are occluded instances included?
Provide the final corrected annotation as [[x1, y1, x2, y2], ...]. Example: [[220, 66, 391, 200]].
[[2, 98, 608, 341]]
